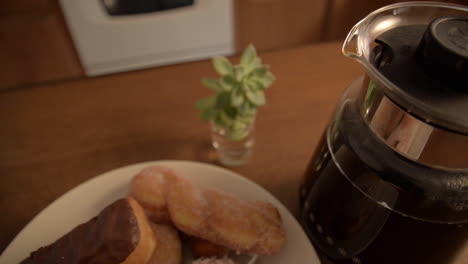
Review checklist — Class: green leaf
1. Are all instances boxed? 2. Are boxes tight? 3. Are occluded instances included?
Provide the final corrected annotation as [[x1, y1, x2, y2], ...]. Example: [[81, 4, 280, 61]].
[[220, 111, 233, 126], [212, 56, 233, 76], [253, 65, 269, 76], [233, 65, 244, 81], [246, 90, 266, 106], [244, 79, 261, 91], [231, 88, 244, 107], [197, 44, 271, 126], [265, 71, 276, 81], [201, 108, 215, 121], [238, 101, 251, 116], [255, 91, 266, 105], [240, 44, 257, 66], [195, 96, 215, 110], [242, 57, 262, 76], [232, 119, 247, 131], [220, 75, 238, 91], [253, 79, 266, 90], [229, 127, 248, 141], [212, 113, 225, 127], [254, 72, 275, 89], [224, 107, 237, 119], [201, 78, 222, 91], [215, 92, 230, 109], [238, 112, 255, 123]]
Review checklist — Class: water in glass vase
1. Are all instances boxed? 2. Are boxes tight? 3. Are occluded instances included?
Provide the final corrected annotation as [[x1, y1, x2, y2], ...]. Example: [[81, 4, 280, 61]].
[[211, 121, 255, 167]]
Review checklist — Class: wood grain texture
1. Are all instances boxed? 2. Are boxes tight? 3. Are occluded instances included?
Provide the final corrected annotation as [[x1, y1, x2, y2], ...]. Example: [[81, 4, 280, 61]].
[[0, 42, 360, 254], [0, 41, 467, 264]]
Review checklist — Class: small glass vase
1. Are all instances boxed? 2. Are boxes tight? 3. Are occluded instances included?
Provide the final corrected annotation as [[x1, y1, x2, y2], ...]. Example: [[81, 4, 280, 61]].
[[210, 116, 255, 167]]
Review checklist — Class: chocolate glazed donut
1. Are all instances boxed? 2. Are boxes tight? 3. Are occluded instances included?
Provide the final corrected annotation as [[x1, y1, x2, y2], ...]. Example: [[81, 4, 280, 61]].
[[20, 197, 156, 264]]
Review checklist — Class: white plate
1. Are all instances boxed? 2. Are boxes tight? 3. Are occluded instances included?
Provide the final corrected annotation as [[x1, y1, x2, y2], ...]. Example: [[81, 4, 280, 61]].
[[0, 160, 320, 264]]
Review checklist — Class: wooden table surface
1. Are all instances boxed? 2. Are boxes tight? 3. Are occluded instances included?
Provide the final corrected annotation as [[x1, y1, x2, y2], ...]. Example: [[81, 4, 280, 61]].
[[1, 41, 466, 263]]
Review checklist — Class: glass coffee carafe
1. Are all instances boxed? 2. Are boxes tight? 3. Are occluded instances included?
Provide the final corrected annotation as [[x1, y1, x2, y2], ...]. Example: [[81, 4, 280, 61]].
[[300, 2, 468, 264]]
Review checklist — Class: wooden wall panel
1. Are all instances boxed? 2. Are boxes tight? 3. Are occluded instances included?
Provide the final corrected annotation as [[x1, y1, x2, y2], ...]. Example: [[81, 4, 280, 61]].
[[0, 1, 83, 90], [235, 0, 467, 51], [0, 0, 52, 15], [234, 0, 328, 52], [0, 0, 465, 89], [321, 0, 393, 42]]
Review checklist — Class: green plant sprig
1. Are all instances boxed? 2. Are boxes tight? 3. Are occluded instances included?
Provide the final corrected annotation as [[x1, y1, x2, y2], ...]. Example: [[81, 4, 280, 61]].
[[195, 44, 275, 141]]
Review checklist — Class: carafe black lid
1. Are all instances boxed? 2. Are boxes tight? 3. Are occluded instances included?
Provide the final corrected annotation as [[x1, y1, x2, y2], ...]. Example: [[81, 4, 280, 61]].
[[373, 16, 468, 134]]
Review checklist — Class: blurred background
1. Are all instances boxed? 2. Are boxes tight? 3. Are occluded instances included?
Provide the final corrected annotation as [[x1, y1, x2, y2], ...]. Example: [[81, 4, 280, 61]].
[[0, 0, 464, 91]]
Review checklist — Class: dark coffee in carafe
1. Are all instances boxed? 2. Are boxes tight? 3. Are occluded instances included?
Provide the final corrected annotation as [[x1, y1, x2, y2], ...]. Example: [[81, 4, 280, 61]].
[[300, 3, 468, 264]]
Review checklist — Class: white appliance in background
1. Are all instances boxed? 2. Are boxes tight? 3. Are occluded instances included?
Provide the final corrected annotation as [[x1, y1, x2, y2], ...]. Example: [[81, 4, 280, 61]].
[[59, 0, 234, 76]]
